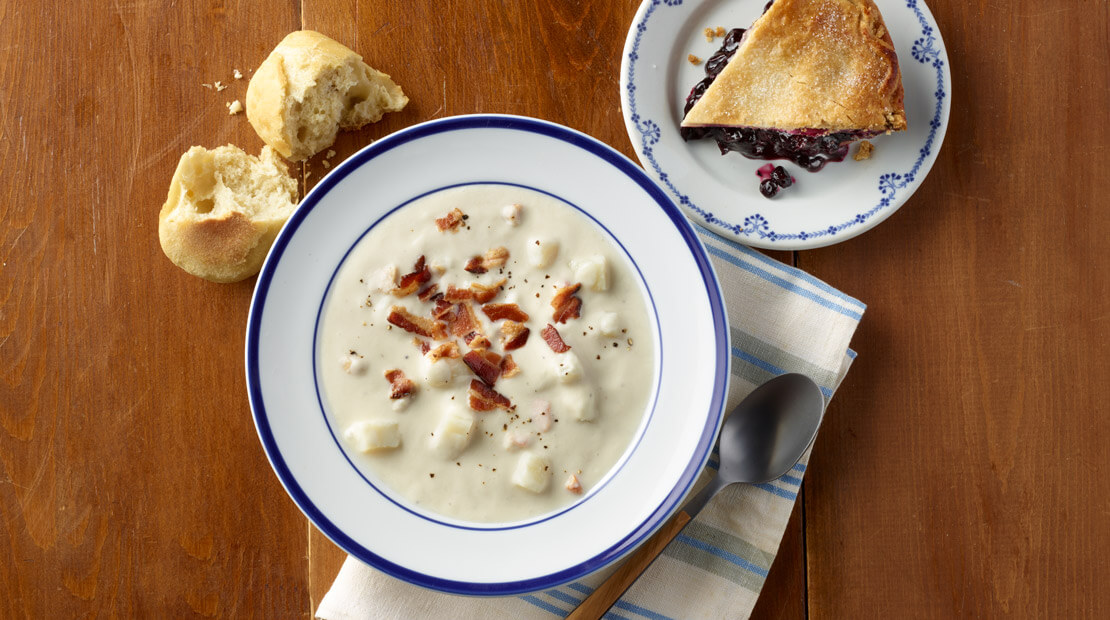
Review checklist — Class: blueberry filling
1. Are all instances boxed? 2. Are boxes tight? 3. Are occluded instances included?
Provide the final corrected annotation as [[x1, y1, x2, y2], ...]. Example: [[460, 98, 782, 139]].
[[681, 26, 877, 172]]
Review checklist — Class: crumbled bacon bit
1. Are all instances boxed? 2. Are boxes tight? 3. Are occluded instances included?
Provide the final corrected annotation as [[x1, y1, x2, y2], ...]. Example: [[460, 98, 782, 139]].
[[464, 351, 501, 386], [465, 247, 510, 273], [413, 338, 431, 354], [392, 256, 432, 297], [483, 246, 509, 268], [541, 323, 571, 353], [435, 208, 465, 232], [388, 306, 447, 340], [500, 320, 530, 350], [468, 379, 512, 411], [448, 302, 482, 338], [471, 278, 506, 303], [464, 256, 486, 274], [465, 332, 492, 350], [444, 285, 474, 302], [384, 369, 415, 399], [551, 283, 582, 323], [427, 342, 461, 361], [500, 354, 519, 378], [431, 298, 454, 319], [417, 283, 439, 302], [565, 474, 583, 494], [482, 303, 529, 323]]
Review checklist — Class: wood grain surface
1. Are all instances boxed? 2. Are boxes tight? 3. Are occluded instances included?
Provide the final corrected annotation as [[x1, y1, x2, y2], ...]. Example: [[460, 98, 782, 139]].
[[0, 0, 1106, 617]]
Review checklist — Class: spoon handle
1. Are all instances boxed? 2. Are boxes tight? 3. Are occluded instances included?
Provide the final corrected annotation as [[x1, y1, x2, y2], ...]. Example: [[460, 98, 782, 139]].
[[565, 510, 691, 620]]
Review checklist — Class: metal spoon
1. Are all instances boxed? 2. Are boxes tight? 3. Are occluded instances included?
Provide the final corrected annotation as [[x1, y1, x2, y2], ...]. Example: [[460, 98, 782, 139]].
[[680, 372, 826, 516], [567, 373, 826, 620]]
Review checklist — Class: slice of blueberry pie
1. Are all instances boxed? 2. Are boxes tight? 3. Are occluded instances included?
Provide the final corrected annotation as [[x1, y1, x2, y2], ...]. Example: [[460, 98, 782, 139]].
[[681, 0, 906, 174]]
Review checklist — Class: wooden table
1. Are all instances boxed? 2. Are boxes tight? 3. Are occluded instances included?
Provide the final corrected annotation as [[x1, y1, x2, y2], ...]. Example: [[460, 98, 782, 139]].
[[2, 0, 1107, 617]]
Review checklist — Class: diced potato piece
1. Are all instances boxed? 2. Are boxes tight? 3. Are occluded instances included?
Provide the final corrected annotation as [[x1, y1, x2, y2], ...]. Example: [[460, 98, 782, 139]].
[[570, 255, 610, 291], [512, 451, 550, 493], [430, 406, 475, 458], [561, 387, 597, 422], [598, 312, 620, 337], [502, 203, 522, 225], [422, 353, 457, 388], [552, 351, 583, 383], [344, 420, 401, 452], [533, 399, 552, 432], [526, 238, 559, 268], [340, 354, 367, 375], [368, 264, 398, 293], [502, 429, 531, 450]]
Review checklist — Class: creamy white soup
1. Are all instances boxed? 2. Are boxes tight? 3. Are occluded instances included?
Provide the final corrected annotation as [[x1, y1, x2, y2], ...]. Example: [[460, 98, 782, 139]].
[[318, 184, 655, 522]]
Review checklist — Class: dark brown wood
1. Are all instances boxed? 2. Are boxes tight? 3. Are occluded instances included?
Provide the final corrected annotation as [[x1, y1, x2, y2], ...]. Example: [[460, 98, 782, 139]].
[[799, 0, 1110, 617], [751, 494, 807, 620], [0, 1, 309, 617], [4, 0, 1108, 616]]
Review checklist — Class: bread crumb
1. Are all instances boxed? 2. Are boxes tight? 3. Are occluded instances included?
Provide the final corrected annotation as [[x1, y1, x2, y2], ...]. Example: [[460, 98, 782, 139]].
[[227, 99, 243, 115], [322, 160, 331, 169], [853, 140, 874, 161], [326, 149, 337, 159], [215, 81, 228, 92], [688, 54, 702, 65], [704, 27, 715, 42], [201, 83, 213, 90], [233, 69, 243, 80], [715, 26, 726, 37]]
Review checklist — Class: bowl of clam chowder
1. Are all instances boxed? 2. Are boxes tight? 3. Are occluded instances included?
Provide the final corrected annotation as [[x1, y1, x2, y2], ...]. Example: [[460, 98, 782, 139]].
[[246, 115, 729, 595]]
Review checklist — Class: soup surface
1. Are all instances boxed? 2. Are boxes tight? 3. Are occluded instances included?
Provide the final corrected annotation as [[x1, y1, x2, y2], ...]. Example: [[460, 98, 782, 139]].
[[318, 184, 655, 522]]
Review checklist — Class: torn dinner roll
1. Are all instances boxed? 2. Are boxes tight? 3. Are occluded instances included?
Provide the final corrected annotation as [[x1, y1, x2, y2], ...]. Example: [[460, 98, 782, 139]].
[[246, 30, 408, 161], [158, 144, 298, 283]]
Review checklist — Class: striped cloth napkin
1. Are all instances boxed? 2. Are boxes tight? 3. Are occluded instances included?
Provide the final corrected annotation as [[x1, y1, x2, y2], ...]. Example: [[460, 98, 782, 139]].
[[316, 225, 865, 620]]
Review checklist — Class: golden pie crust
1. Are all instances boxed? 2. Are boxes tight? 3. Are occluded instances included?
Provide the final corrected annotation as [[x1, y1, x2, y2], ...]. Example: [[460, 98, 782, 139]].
[[682, 0, 907, 133]]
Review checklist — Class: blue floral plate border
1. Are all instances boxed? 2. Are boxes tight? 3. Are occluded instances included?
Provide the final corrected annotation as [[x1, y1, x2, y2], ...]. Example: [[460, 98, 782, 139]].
[[619, 0, 951, 250]]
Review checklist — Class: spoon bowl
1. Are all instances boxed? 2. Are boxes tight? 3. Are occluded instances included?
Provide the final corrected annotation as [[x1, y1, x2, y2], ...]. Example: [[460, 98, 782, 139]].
[[675, 373, 826, 519], [719, 372, 826, 484]]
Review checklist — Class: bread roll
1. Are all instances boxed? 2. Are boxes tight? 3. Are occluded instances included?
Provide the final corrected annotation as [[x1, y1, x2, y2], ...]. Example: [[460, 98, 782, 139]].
[[246, 30, 408, 161], [159, 145, 298, 283]]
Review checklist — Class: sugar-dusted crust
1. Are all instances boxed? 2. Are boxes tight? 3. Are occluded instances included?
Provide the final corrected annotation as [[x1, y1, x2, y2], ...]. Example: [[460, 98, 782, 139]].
[[682, 0, 906, 133]]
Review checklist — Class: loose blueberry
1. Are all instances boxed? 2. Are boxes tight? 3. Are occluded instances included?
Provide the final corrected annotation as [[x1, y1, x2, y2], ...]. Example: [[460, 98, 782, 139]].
[[771, 166, 793, 188], [759, 179, 779, 198]]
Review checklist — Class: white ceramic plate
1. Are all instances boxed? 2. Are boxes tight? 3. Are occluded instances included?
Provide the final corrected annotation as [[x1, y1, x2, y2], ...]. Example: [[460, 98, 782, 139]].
[[245, 115, 729, 595], [620, 0, 951, 249]]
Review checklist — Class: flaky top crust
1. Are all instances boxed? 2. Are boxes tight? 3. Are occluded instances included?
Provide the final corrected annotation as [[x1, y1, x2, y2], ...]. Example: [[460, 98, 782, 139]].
[[682, 0, 907, 133]]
